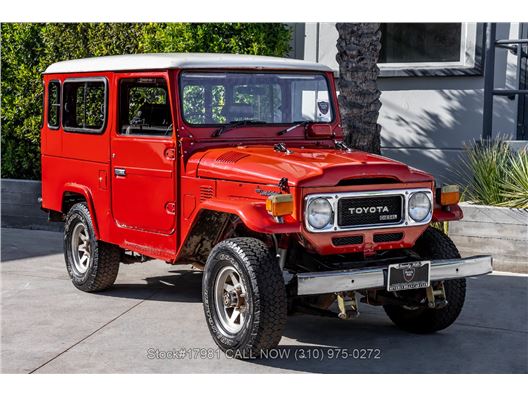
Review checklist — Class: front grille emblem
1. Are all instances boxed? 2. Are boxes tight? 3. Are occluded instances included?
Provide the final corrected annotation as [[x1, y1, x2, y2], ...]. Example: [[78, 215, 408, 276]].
[[347, 206, 389, 215]]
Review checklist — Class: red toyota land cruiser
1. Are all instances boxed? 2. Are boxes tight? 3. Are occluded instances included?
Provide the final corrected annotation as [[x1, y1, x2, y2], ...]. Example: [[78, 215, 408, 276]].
[[41, 53, 492, 356]]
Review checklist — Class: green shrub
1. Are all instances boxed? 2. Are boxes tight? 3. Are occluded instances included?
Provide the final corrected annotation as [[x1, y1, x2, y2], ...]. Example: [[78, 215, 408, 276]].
[[1, 23, 292, 180], [458, 140, 528, 209]]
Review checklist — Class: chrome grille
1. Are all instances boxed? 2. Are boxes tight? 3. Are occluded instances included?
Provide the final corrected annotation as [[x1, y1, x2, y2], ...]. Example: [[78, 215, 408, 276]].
[[303, 188, 433, 233]]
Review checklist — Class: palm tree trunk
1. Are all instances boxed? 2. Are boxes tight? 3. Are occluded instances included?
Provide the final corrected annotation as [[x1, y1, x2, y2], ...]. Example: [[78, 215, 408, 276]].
[[336, 23, 382, 154]]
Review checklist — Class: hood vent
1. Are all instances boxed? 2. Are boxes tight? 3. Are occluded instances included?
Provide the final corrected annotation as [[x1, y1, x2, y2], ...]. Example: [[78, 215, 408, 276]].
[[215, 151, 249, 164], [337, 177, 398, 186]]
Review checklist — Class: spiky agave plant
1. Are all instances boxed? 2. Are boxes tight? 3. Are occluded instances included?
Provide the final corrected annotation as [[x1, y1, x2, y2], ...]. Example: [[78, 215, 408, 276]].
[[499, 148, 528, 209], [458, 139, 512, 206]]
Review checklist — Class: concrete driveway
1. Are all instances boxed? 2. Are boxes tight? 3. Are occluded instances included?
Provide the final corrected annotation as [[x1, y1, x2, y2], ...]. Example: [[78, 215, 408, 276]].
[[1, 228, 527, 373]]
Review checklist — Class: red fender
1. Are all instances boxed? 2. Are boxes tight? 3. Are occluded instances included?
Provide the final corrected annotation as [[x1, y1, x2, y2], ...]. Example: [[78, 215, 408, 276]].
[[63, 183, 100, 238], [432, 203, 463, 222], [200, 199, 301, 234]]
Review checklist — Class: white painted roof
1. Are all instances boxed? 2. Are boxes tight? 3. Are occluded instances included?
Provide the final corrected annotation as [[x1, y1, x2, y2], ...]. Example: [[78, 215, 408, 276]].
[[44, 53, 333, 74]]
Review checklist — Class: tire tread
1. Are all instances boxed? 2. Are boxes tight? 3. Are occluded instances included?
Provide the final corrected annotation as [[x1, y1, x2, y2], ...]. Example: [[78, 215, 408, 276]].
[[64, 203, 120, 292], [203, 237, 287, 355], [383, 227, 467, 333]]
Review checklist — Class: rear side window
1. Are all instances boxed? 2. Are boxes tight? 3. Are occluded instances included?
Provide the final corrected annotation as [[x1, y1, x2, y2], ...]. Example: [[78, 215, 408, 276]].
[[118, 78, 172, 136], [63, 79, 107, 133], [47, 81, 61, 129]]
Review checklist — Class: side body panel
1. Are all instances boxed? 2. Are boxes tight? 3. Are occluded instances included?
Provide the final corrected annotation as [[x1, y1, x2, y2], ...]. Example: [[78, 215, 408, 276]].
[[41, 72, 113, 241], [41, 71, 179, 261]]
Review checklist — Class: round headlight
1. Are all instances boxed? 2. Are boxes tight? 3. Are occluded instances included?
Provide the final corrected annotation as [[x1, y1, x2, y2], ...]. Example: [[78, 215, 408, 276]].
[[307, 198, 333, 229], [408, 192, 431, 222]]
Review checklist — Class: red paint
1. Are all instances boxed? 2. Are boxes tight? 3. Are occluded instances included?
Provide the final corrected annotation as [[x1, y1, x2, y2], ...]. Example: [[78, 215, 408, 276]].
[[41, 67, 460, 263]]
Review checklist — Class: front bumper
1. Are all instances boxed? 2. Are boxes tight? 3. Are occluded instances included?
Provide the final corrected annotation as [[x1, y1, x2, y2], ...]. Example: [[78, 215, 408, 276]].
[[296, 255, 492, 295]]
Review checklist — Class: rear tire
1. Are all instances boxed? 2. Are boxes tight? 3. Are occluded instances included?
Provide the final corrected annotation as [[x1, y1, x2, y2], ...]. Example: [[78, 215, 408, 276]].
[[64, 202, 120, 292], [202, 238, 287, 358], [383, 227, 466, 333]]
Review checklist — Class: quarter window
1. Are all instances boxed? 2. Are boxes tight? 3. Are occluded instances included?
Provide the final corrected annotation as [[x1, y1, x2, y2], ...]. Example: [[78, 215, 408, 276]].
[[47, 81, 61, 129], [118, 78, 172, 136], [63, 79, 107, 133]]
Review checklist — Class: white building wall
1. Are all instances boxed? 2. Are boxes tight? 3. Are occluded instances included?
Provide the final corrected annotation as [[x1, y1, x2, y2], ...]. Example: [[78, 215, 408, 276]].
[[297, 23, 523, 183]]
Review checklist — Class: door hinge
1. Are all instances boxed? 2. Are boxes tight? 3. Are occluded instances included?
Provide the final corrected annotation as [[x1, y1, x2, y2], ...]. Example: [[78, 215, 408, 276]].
[[165, 202, 176, 214], [98, 170, 108, 190], [164, 148, 176, 160]]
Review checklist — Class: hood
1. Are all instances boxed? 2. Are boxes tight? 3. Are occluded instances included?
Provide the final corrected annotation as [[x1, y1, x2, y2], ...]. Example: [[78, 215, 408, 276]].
[[189, 145, 433, 187]]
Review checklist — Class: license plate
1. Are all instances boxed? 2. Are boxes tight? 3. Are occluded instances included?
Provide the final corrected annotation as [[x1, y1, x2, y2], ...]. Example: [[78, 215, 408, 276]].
[[387, 261, 431, 292]]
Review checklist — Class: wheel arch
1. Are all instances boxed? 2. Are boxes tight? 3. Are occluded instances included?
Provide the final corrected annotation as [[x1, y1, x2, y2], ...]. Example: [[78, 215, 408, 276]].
[[176, 209, 241, 266], [176, 199, 300, 266], [61, 183, 100, 238], [176, 210, 280, 266]]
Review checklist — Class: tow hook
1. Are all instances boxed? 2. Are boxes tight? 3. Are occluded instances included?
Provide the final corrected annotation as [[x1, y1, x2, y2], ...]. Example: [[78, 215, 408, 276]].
[[336, 291, 360, 319], [426, 282, 448, 309]]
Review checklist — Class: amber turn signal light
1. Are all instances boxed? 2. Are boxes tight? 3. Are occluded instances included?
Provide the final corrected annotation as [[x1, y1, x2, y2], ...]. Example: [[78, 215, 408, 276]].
[[439, 185, 460, 206], [266, 194, 294, 217]]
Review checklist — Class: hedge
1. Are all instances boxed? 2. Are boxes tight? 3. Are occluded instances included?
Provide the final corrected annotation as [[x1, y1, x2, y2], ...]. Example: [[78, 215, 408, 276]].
[[0, 23, 292, 180]]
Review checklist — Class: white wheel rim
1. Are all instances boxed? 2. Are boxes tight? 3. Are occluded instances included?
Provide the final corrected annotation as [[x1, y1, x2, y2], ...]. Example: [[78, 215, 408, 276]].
[[71, 223, 91, 274], [213, 266, 248, 335]]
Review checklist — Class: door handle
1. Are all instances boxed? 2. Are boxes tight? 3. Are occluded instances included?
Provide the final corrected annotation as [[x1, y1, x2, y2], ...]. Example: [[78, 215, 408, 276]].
[[114, 168, 126, 177]]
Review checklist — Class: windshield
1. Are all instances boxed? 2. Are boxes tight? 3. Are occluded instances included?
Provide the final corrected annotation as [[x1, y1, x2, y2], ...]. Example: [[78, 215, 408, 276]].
[[180, 72, 333, 126]]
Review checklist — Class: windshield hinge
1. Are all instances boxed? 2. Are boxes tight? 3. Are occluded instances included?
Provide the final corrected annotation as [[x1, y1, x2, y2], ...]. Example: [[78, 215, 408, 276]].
[[335, 140, 353, 152], [274, 143, 293, 155]]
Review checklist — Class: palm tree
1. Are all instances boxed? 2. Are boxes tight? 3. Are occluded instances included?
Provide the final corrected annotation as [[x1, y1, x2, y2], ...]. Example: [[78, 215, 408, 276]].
[[336, 23, 382, 154]]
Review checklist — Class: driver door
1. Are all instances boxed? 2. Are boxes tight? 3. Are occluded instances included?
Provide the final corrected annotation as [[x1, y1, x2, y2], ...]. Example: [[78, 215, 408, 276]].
[[111, 74, 177, 238]]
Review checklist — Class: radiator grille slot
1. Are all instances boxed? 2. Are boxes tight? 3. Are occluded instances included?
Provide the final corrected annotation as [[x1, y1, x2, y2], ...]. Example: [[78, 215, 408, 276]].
[[332, 235, 364, 246], [373, 232, 404, 243]]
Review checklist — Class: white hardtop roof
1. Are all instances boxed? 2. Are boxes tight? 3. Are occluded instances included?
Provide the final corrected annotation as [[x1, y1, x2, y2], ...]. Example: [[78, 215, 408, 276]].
[[44, 53, 333, 74]]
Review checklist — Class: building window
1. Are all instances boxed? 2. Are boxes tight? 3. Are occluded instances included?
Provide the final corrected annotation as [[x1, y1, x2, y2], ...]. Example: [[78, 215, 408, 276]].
[[378, 23, 483, 77], [301, 23, 484, 78], [63, 79, 107, 133], [118, 78, 172, 136], [47, 81, 61, 129], [380, 24, 462, 63]]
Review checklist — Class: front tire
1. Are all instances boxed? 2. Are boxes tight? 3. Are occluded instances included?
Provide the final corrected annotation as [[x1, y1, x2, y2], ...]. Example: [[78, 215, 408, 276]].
[[383, 227, 467, 333], [202, 238, 287, 357], [64, 202, 120, 292]]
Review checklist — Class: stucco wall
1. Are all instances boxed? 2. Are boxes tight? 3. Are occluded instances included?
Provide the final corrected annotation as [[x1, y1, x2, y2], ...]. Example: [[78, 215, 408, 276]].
[[297, 22, 523, 183]]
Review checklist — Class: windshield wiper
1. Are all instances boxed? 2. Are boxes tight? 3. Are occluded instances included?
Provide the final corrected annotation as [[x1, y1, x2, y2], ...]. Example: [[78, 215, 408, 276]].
[[277, 120, 313, 136], [212, 120, 268, 137]]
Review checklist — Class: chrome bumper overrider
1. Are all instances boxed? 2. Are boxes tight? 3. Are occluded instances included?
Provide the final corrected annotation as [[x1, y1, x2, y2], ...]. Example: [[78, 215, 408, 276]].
[[296, 255, 493, 296]]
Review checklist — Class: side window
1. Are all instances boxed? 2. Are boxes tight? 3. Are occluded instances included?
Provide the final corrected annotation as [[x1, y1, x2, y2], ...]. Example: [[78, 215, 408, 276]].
[[63, 79, 107, 133], [119, 78, 172, 136], [47, 81, 61, 129]]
